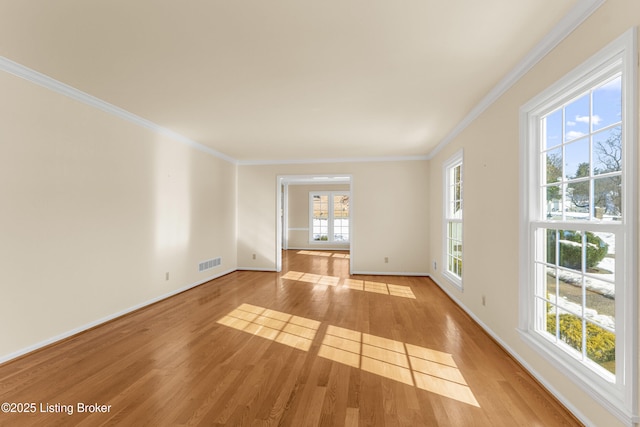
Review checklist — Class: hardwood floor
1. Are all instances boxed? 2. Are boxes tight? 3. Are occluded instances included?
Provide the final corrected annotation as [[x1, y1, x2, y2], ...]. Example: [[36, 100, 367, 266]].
[[0, 250, 581, 426]]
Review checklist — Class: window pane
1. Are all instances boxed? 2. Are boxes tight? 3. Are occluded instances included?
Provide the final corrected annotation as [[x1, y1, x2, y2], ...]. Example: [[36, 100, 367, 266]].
[[544, 228, 557, 265], [334, 218, 349, 242], [594, 176, 622, 221], [558, 230, 583, 272], [565, 94, 590, 142], [333, 195, 349, 218], [449, 164, 462, 219], [557, 309, 583, 356], [564, 137, 590, 180], [557, 269, 583, 315], [545, 185, 562, 220], [545, 300, 559, 337], [593, 126, 622, 175], [584, 231, 611, 274], [544, 109, 563, 149], [539, 297, 556, 340], [589, 232, 615, 281], [450, 201, 462, 219], [313, 195, 328, 218], [545, 148, 563, 184], [313, 219, 328, 241], [592, 75, 621, 132], [566, 181, 590, 219], [535, 264, 556, 299], [586, 321, 615, 375], [585, 277, 615, 327]]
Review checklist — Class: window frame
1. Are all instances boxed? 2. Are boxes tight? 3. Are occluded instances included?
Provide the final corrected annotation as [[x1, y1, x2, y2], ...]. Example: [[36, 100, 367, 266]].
[[309, 191, 350, 244], [443, 149, 464, 290], [519, 28, 637, 423]]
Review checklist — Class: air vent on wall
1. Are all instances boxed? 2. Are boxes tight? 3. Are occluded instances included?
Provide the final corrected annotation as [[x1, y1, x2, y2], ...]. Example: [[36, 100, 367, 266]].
[[199, 257, 221, 272]]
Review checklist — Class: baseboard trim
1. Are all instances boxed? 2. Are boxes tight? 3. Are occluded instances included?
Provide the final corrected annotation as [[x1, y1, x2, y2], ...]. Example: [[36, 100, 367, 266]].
[[287, 246, 350, 251], [351, 270, 429, 277], [0, 268, 236, 365], [236, 267, 278, 272], [427, 274, 593, 427]]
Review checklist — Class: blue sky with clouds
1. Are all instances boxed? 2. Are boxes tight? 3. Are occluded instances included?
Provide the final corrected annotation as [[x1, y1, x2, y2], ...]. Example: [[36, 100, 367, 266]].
[[543, 75, 622, 179]]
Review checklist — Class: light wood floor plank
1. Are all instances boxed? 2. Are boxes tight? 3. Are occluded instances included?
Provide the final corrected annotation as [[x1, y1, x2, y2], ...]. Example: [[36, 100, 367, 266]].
[[0, 250, 582, 426]]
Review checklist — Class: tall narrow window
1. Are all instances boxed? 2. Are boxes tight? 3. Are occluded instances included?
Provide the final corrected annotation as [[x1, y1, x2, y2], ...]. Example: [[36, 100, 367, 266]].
[[444, 150, 463, 289], [519, 29, 636, 422], [310, 192, 350, 243]]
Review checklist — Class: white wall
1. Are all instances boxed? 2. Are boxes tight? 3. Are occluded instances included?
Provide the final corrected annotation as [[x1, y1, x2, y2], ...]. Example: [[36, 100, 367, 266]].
[[238, 161, 429, 274], [428, 1, 639, 426], [0, 69, 237, 361]]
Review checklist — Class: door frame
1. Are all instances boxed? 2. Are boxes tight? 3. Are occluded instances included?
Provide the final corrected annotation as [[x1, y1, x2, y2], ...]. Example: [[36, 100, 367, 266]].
[[276, 174, 353, 273]]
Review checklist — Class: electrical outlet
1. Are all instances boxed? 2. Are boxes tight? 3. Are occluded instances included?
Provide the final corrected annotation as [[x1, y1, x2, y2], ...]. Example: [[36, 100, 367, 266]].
[[482, 295, 486, 306], [433, 261, 437, 270], [166, 272, 169, 281], [384, 257, 389, 263], [252, 253, 256, 260]]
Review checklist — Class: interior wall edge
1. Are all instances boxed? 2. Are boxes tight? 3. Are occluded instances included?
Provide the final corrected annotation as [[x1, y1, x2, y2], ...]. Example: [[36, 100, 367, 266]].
[[425, 0, 606, 161], [0, 56, 236, 164]]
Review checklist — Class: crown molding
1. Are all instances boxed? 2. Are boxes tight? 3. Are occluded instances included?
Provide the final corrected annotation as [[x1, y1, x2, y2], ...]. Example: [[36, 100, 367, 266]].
[[0, 56, 237, 164], [426, 0, 606, 160], [1, 0, 605, 166], [238, 154, 429, 166]]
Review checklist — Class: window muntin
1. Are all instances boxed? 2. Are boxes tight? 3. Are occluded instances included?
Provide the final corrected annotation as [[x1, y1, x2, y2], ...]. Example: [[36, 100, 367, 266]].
[[310, 192, 350, 243], [444, 151, 463, 288]]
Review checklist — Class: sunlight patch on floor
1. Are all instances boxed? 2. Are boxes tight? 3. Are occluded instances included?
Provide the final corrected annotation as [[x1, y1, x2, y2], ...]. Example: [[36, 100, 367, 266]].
[[331, 253, 350, 258], [281, 271, 305, 281], [217, 303, 320, 351], [285, 273, 417, 299], [297, 250, 350, 259], [318, 326, 479, 407]]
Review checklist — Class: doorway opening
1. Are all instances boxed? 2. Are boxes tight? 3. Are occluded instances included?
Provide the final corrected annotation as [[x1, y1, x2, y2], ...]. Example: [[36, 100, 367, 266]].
[[276, 175, 353, 274]]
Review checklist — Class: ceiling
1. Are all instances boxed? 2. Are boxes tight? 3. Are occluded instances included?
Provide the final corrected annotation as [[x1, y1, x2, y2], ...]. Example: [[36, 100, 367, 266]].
[[0, 1, 584, 163]]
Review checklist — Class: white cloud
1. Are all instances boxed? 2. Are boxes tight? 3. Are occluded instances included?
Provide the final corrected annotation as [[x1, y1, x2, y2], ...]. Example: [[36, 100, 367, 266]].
[[566, 120, 576, 126], [598, 77, 621, 91], [565, 130, 586, 140], [575, 114, 602, 125]]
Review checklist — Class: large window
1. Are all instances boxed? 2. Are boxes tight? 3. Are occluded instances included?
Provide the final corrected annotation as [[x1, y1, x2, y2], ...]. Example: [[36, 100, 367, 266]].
[[519, 29, 636, 422], [444, 150, 463, 289], [310, 192, 350, 243]]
